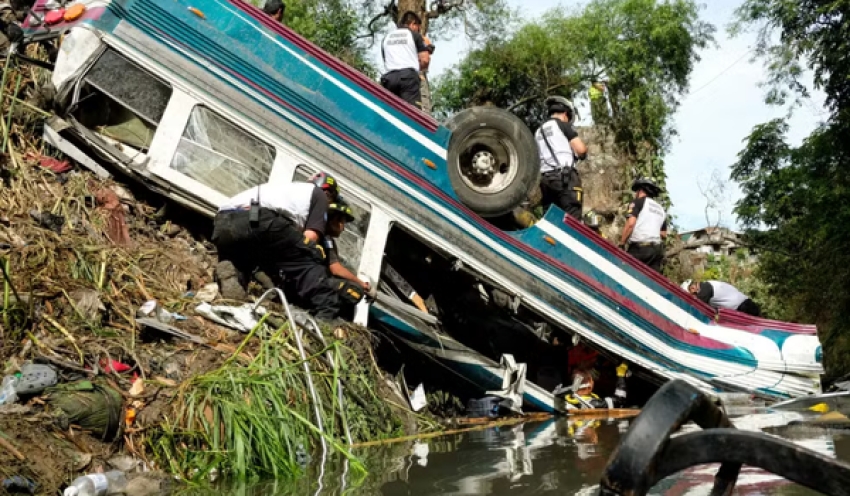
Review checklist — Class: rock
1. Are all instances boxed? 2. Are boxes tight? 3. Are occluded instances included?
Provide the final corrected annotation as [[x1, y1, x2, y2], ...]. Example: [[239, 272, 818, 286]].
[[108, 454, 139, 472], [194, 283, 218, 303], [69, 289, 106, 321], [72, 452, 92, 471], [124, 475, 162, 496]]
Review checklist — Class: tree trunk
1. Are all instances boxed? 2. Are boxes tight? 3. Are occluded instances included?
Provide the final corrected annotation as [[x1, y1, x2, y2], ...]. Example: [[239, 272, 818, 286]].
[[396, 0, 431, 34]]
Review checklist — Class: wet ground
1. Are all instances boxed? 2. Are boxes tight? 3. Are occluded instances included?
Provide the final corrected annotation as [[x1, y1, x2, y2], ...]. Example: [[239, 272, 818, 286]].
[[204, 405, 850, 495]]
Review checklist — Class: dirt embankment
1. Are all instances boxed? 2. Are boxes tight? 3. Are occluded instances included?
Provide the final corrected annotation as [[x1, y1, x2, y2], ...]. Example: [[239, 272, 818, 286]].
[[0, 138, 414, 494]]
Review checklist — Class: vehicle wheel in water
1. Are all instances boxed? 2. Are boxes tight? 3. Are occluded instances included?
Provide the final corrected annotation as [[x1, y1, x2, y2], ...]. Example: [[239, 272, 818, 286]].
[[445, 107, 538, 218]]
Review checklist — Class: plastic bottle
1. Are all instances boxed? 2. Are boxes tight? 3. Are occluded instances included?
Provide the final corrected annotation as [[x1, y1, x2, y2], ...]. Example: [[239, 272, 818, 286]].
[[0, 375, 19, 405], [63, 471, 127, 496]]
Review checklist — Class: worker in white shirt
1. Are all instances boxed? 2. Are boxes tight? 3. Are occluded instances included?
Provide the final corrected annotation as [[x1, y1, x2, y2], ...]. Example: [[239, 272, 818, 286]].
[[380, 11, 431, 109], [619, 177, 667, 273], [212, 172, 344, 320], [681, 279, 762, 317]]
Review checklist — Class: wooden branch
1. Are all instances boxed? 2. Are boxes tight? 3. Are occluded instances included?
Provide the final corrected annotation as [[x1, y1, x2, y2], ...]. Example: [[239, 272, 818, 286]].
[[506, 83, 569, 112]]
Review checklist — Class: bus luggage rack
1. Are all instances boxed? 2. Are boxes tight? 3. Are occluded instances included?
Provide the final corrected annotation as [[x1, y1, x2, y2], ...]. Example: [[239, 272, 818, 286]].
[[599, 379, 850, 496]]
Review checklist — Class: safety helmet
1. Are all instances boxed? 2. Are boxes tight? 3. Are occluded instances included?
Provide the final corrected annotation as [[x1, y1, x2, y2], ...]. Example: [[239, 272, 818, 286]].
[[545, 96, 575, 119], [681, 280, 693, 291], [631, 177, 662, 198], [328, 198, 355, 222], [309, 171, 340, 199]]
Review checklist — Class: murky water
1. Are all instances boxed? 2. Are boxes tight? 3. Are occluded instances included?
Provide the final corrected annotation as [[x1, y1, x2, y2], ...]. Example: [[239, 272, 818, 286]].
[[210, 408, 850, 495]]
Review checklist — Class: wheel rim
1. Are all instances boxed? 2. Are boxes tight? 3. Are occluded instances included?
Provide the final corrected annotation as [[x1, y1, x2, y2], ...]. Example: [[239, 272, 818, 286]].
[[455, 128, 520, 195]]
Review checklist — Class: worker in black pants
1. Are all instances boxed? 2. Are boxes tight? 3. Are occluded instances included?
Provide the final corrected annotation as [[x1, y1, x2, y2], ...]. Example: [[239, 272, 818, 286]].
[[212, 172, 344, 320], [536, 96, 588, 220], [380, 11, 431, 108], [619, 177, 668, 273]]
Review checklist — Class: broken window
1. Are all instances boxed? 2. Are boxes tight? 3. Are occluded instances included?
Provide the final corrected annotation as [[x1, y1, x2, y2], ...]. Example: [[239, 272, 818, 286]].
[[294, 165, 371, 270], [73, 49, 172, 151], [170, 106, 276, 197]]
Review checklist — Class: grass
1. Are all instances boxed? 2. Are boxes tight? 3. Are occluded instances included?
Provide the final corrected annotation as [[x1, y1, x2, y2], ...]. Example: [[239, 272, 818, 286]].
[[148, 318, 405, 481]]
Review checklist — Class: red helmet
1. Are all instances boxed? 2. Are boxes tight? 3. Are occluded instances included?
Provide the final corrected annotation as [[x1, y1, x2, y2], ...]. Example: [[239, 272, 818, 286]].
[[309, 171, 340, 199]]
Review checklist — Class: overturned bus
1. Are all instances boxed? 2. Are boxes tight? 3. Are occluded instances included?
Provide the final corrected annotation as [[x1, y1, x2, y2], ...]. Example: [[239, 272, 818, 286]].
[[20, 0, 823, 412]]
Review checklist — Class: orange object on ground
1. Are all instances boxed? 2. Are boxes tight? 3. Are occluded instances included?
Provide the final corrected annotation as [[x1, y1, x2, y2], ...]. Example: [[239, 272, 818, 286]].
[[64, 3, 86, 21]]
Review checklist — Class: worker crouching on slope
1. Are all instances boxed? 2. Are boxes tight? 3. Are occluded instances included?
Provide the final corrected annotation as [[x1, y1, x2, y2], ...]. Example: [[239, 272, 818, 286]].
[[682, 279, 762, 317], [322, 198, 376, 319], [536, 96, 588, 220], [212, 172, 345, 321], [619, 177, 668, 273]]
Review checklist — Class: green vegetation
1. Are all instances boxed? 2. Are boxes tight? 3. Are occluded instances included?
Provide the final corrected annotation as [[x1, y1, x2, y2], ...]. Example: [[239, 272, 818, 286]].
[[730, 0, 850, 378], [434, 0, 715, 207], [148, 319, 407, 480]]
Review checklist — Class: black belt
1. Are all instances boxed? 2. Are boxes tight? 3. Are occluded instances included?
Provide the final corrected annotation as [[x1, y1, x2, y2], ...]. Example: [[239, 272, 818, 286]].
[[218, 207, 295, 223], [632, 241, 660, 247]]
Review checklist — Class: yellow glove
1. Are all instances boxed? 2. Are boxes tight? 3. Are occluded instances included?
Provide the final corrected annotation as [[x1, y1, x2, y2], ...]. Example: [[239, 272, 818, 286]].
[[616, 362, 629, 378]]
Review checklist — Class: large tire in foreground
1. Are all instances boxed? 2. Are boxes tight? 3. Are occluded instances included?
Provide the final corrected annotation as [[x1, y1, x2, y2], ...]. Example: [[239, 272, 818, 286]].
[[444, 106, 538, 218]]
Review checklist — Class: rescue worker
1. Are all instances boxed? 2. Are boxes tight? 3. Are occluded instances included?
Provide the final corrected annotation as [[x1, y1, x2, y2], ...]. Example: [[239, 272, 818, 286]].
[[320, 199, 375, 319], [212, 172, 343, 320], [619, 177, 667, 273], [536, 96, 588, 220], [323, 199, 371, 290], [261, 0, 285, 23], [380, 11, 430, 109], [682, 279, 762, 317]]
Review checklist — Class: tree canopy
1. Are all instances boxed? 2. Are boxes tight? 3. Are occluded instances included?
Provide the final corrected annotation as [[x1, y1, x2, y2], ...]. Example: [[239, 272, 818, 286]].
[[730, 0, 850, 377], [434, 0, 714, 199]]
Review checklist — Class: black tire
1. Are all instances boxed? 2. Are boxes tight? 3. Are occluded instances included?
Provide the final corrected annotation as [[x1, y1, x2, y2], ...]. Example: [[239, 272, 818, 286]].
[[444, 107, 538, 217]]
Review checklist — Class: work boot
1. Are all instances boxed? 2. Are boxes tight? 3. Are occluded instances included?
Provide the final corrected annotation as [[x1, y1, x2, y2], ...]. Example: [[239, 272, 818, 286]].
[[215, 260, 248, 301]]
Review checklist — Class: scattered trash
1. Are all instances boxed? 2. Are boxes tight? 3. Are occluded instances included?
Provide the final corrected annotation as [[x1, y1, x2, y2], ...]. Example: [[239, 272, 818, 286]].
[[29, 209, 65, 234], [3, 475, 37, 495], [35, 156, 72, 174], [99, 359, 132, 374], [69, 289, 106, 321], [94, 188, 132, 247], [108, 455, 140, 472], [129, 378, 145, 397], [136, 300, 185, 324], [63, 470, 127, 496], [194, 283, 218, 302], [194, 302, 266, 332], [136, 318, 207, 344], [0, 374, 20, 405], [409, 383, 427, 412], [15, 363, 58, 395], [46, 381, 124, 441]]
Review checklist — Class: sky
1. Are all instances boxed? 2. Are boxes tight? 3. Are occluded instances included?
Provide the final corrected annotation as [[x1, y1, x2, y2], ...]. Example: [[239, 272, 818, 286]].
[[372, 0, 828, 231]]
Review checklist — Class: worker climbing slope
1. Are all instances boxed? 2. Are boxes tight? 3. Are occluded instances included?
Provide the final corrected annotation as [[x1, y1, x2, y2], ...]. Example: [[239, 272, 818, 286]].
[[211, 171, 345, 321], [536, 96, 588, 220]]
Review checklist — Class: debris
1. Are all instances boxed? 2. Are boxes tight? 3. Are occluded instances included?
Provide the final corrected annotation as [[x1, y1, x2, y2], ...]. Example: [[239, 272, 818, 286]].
[[810, 402, 830, 413], [136, 318, 207, 344], [409, 383, 427, 412], [94, 188, 132, 247], [69, 289, 105, 322], [64, 470, 127, 496], [46, 381, 124, 442], [466, 396, 504, 419], [194, 283, 218, 302], [29, 209, 65, 234], [128, 378, 144, 397], [72, 452, 93, 471], [2, 475, 37, 495], [99, 359, 131, 374], [124, 474, 163, 496], [15, 363, 58, 395], [37, 156, 72, 174], [0, 435, 25, 461], [136, 300, 184, 324], [194, 302, 266, 332], [108, 455, 140, 472], [0, 375, 19, 405]]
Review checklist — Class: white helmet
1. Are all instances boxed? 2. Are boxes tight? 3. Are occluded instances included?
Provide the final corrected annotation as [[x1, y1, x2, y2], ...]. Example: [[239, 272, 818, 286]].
[[680, 280, 692, 291]]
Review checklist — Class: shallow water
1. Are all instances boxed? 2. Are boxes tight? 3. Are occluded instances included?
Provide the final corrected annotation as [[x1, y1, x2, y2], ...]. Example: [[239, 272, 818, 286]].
[[212, 408, 850, 495]]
